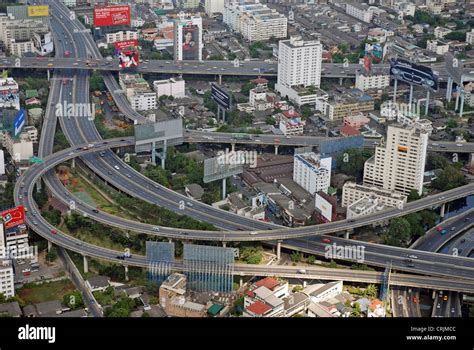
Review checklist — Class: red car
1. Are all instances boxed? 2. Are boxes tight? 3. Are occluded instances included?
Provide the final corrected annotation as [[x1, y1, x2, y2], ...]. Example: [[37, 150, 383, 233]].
[[412, 296, 418, 304], [50, 229, 57, 235], [436, 226, 443, 232], [322, 238, 331, 244]]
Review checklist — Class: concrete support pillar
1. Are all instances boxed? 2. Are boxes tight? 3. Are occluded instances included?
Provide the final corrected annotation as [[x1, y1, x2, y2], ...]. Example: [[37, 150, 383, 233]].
[[339, 77, 343, 85], [277, 241, 282, 260], [161, 139, 167, 170], [468, 153, 474, 170], [231, 143, 235, 152], [47, 69, 50, 81], [408, 84, 414, 106], [239, 277, 243, 287], [47, 240, 52, 252], [71, 158, 76, 169], [36, 178, 42, 193], [83, 255, 88, 274], [218, 74, 222, 85], [151, 141, 156, 166], [440, 203, 446, 219], [124, 265, 129, 282], [425, 89, 430, 116], [345, 230, 350, 239], [393, 78, 398, 103], [303, 281, 307, 288], [455, 90, 460, 111], [459, 91, 465, 117], [446, 77, 453, 102], [274, 145, 279, 155], [222, 242, 226, 248], [168, 238, 172, 243], [222, 178, 227, 200]]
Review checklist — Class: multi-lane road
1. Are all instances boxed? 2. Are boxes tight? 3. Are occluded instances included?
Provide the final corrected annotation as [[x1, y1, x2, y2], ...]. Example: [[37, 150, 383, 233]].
[[12, 0, 474, 298]]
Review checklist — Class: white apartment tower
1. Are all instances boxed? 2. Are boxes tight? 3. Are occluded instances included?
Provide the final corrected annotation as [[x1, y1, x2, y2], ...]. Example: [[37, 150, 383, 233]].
[[363, 124, 429, 195], [276, 36, 322, 97], [205, 0, 225, 16], [293, 152, 332, 195]]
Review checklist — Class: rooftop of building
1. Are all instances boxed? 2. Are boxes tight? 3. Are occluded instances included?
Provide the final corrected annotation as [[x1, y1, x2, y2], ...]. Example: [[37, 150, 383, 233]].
[[246, 300, 272, 315]]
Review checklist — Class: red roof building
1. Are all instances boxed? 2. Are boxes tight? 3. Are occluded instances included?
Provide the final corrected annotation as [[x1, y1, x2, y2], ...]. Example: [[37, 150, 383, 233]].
[[340, 125, 360, 137], [246, 301, 272, 316], [255, 277, 280, 291]]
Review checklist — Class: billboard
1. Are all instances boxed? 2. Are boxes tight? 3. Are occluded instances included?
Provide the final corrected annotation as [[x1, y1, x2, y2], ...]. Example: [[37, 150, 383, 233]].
[[114, 40, 139, 50], [181, 24, 200, 61], [390, 58, 438, 91], [27, 5, 49, 17], [94, 5, 131, 27], [203, 156, 243, 183], [14, 109, 26, 137], [117, 48, 139, 68], [315, 193, 332, 223], [1, 206, 25, 230], [211, 83, 232, 111]]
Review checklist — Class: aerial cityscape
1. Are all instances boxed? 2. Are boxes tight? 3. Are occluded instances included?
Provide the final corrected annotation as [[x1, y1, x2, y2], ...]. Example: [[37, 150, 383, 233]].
[[0, 0, 473, 333]]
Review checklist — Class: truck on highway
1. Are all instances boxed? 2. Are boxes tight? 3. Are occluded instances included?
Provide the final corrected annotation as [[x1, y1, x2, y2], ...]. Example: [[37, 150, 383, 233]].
[[232, 133, 252, 140]]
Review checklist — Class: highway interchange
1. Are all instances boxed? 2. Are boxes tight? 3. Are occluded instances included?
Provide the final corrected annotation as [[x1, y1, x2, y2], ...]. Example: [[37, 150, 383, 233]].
[[11, 1, 474, 304]]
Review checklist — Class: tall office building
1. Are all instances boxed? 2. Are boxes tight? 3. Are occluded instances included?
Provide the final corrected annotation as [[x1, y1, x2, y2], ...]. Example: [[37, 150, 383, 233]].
[[363, 124, 429, 195], [276, 36, 323, 105], [173, 14, 203, 61], [293, 152, 332, 195], [205, 0, 225, 16]]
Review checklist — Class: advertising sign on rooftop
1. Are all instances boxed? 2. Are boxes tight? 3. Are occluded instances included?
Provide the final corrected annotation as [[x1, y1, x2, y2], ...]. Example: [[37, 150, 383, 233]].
[[27, 5, 49, 17], [94, 5, 131, 27], [1, 206, 25, 230]]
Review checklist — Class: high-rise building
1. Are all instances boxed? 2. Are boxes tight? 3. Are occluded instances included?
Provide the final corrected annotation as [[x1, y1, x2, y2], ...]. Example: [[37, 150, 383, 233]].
[[276, 36, 323, 105], [293, 152, 331, 195], [363, 124, 429, 195], [179, 0, 200, 9], [205, 0, 225, 16], [223, 1, 287, 42], [173, 14, 203, 61]]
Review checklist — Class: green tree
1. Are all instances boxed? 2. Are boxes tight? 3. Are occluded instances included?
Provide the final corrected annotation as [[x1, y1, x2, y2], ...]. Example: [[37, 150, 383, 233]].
[[351, 302, 361, 317], [365, 284, 378, 298], [90, 72, 105, 91], [446, 118, 458, 129], [336, 149, 374, 179], [63, 291, 84, 309], [444, 31, 466, 41], [432, 165, 467, 191], [240, 82, 256, 96], [46, 247, 58, 262], [290, 252, 302, 262], [384, 218, 412, 246], [307, 255, 316, 265], [407, 189, 421, 202]]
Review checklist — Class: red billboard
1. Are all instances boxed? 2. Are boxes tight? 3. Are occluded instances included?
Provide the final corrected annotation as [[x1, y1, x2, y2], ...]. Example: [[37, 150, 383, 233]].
[[118, 49, 139, 68], [94, 5, 131, 27], [114, 40, 139, 50], [1, 206, 25, 229]]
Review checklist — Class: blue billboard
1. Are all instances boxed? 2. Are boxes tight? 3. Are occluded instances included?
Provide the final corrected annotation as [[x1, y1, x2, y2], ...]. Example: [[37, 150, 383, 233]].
[[211, 83, 232, 111], [14, 109, 25, 136]]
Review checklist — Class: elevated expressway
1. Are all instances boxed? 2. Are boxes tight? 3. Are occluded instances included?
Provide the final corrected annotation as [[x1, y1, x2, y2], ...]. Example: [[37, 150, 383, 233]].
[[14, 0, 474, 292]]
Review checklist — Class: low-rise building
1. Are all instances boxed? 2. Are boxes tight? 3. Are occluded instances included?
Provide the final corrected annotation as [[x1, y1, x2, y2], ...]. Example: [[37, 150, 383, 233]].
[[303, 281, 343, 304], [278, 110, 305, 136], [346, 195, 386, 219], [85, 275, 110, 292], [153, 78, 185, 99], [342, 182, 407, 210], [343, 113, 370, 130], [106, 30, 139, 45], [434, 26, 452, 39], [355, 71, 390, 92], [243, 277, 289, 317], [426, 40, 449, 55]]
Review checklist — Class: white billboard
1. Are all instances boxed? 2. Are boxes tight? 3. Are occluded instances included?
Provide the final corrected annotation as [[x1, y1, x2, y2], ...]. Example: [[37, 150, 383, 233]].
[[315, 193, 332, 222]]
